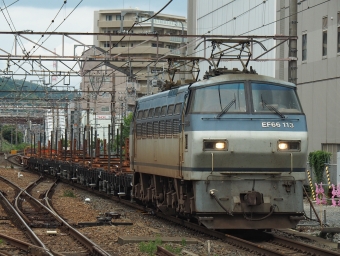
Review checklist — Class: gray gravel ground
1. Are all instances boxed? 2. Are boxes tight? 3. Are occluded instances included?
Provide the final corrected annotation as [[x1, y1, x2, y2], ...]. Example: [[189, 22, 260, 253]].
[[301, 198, 340, 243]]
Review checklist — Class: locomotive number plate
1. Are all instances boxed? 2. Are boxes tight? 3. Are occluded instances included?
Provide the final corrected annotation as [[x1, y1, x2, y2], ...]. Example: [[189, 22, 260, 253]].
[[262, 122, 294, 128]]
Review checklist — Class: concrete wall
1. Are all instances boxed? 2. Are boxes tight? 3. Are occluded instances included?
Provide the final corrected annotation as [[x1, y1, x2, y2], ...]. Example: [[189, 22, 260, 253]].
[[188, 0, 277, 78], [275, 0, 340, 161]]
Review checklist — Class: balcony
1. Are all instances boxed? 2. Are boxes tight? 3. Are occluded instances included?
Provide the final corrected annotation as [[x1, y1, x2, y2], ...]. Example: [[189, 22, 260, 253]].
[[102, 46, 177, 56], [98, 20, 135, 28], [96, 35, 185, 44]]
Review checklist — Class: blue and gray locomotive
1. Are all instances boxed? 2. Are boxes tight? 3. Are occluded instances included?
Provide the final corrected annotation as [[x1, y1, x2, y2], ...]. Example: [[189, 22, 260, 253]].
[[130, 70, 308, 229]]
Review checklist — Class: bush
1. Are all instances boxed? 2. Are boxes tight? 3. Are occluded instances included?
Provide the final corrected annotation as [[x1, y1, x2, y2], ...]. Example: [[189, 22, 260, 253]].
[[308, 151, 331, 184]]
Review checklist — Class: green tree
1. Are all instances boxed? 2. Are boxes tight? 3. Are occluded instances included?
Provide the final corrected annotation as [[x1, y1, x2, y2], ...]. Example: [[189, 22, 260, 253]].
[[308, 150, 331, 184], [1, 125, 23, 144], [122, 112, 133, 139], [113, 113, 133, 152]]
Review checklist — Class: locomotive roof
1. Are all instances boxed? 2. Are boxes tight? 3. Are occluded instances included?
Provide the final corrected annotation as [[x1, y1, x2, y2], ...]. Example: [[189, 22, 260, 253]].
[[137, 73, 296, 104], [190, 73, 296, 89]]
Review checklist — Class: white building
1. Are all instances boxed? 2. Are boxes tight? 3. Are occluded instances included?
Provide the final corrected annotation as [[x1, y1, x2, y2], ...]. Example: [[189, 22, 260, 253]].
[[187, 0, 277, 78]]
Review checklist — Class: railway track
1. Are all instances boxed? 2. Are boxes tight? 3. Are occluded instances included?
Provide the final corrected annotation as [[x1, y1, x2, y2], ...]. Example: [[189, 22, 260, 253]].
[[57, 175, 340, 256], [0, 177, 53, 255], [0, 174, 113, 256], [5, 154, 23, 168], [6, 155, 340, 255]]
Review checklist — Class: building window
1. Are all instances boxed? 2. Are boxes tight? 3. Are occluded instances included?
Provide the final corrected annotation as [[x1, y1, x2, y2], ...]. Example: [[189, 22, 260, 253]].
[[116, 15, 123, 20], [101, 106, 109, 112], [322, 16, 327, 56], [338, 13, 340, 53], [106, 15, 112, 21], [302, 34, 307, 61], [103, 42, 110, 48]]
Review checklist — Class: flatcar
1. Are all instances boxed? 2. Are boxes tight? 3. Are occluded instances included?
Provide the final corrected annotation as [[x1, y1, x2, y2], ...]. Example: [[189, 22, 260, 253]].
[[130, 69, 308, 229]]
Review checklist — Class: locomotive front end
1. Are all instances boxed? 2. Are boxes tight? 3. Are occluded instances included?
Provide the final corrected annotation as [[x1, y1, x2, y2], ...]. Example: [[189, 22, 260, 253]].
[[184, 74, 308, 229]]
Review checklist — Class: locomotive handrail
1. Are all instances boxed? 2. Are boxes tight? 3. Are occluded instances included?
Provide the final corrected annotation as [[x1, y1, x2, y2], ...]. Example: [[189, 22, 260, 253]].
[[201, 117, 301, 120], [220, 172, 282, 175]]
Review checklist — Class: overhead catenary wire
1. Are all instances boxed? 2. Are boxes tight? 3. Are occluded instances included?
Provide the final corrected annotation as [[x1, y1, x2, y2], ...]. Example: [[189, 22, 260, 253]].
[[0, 0, 18, 11], [3, 1, 82, 86], [26, 1, 68, 55], [1, 0, 332, 109], [1, 0, 27, 54], [30, 0, 83, 56]]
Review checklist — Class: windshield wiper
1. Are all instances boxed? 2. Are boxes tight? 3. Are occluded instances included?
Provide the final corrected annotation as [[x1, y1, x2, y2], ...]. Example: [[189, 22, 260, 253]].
[[261, 95, 285, 119], [216, 96, 236, 118]]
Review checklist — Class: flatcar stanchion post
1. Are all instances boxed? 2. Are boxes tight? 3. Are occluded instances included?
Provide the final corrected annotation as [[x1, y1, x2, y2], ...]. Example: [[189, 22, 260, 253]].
[[65, 128, 67, 161], [30, 132, 32, 156], [50, 131, 53, 159], [78, 127, 80, 151], [116, 128, 119, 156], [90, 126, 93, 167], [55, 129, 58, 153], [71, 127, 73, 160], [33, 133, 36, 155], [95, 128, 98, 158], [44, 131, 46, 151], [120, 123, 123, 169], [39, 132, 42, 157], [83, 126, 86, 165], [108, 124, 111, 172]]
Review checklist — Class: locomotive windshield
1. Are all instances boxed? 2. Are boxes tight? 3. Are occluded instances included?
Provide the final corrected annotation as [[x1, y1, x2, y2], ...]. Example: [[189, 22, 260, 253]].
[[188, 83, 246, 113], [252, 83, 302, 114]]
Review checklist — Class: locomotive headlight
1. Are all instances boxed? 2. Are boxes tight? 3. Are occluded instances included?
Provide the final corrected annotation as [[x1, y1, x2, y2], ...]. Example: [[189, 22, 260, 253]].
[[203, 140, 228, 151], [278, 142, 288, 150], [277, 140, 301, 151], [215, 142, 225, 149]]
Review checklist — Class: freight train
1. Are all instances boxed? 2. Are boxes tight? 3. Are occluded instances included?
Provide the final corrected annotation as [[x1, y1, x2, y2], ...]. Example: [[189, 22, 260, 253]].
[[26, 68, 308, 230]]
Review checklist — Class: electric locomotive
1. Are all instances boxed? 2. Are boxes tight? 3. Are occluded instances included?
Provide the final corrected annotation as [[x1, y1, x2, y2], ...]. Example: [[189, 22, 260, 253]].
[[130, 69, 308, 229]]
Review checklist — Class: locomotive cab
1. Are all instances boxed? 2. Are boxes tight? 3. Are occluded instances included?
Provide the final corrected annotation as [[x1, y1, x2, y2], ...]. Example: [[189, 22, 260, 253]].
[[131, 71, 308, 230]]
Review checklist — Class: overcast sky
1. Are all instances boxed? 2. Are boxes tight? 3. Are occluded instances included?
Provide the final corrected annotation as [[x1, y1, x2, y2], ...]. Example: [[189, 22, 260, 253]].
[[0, 0, 187, 88]]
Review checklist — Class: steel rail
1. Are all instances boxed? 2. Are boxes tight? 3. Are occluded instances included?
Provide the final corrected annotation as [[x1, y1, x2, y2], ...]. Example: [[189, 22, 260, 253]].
[[0, 176, 54, 256], [156, 246, 176, 256], [0, 233, 51, 256], [44, 181, 114, 256], [270, 234, 340, 256]]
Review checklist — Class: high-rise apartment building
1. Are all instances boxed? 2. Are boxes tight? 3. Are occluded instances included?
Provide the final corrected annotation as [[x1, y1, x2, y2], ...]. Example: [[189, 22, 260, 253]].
[[93, 8, 187, 96]]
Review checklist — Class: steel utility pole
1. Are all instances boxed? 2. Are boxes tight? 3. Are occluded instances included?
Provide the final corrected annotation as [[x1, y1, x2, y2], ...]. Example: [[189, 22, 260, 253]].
[[289, 0, 298, 84], [111, 73, 116, 151]]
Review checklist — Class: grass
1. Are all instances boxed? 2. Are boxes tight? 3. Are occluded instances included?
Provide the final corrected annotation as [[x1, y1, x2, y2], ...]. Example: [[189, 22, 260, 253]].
[[139, 237, 162, 255], [164, 244, 182, 254], [0, 139, 29, 152], [63, 190, 76, 197], [139, 237, 185, 255]]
